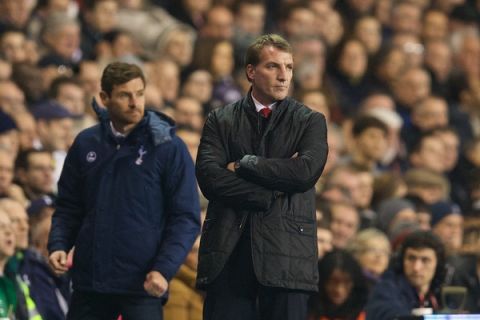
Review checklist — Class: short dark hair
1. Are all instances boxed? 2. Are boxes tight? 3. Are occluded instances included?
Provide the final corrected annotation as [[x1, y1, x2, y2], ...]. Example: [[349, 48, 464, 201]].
[[352, 116, 388, 137], [48, 75, 82, 99], [15, 149, 52, 171], [398, 231, 446, 292], [100, 62, 145, 96], [245, 34, 292, 68]]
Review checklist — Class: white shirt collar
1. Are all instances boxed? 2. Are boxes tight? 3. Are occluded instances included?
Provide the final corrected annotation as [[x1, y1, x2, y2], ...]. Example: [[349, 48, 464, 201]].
[[110, 122, 127, 138], [251, 93, 276, 113]]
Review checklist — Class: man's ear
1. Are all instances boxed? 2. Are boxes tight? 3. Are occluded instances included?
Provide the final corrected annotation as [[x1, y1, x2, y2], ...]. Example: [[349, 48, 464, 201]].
[[246, 64, 255, 82], [99, 91, 109, 106]]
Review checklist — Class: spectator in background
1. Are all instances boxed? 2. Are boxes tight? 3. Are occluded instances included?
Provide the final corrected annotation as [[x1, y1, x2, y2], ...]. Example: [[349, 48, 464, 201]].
[[0, 80, 27, 115], [290, 35, 327, 92], [366, 231, 446, 319], [192, 37, 242, 109], [348, 116, 389, 172], [278, 2, 316, 40], [430, 200, 464, 254], [328, 201, 360, 249], [0, 208, 28, 320], [200, 5, 234, 40], [31, 101, 74, 186], [0, 110, 20, 159], [308, 249, 368, 320], [0, 29, 29, 64], [421, 9, 449, 42], [39, 12, 82, 66], [48, 76, 97, 136], [353, 16, 383, 58], [0, 198, 44, 319], [404, 168, 450, 205], [79, 0, 118, 59], [156, 24, 196, 69], [409, 131, 448, 174], [176, 125, 201, 162], [25, 196, 70, 320], [149, 58, 180, 107], [12, 112, 39, 152], [232, 0, 266, 70], [0, 0, 36, 33], [375, 197, 417, 236], [163, 236, 203, 320], [348, 228, 391, 291], [15, 149, 55, 201], [0, 149, 27, 206], [174, 97, 205, 133], [180, 69, 213, 115]]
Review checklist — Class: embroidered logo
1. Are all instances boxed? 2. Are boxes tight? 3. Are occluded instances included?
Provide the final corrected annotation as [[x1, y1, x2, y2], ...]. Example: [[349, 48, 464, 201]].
[[86, 151, 97, 163], [135, 145, 147, 165]]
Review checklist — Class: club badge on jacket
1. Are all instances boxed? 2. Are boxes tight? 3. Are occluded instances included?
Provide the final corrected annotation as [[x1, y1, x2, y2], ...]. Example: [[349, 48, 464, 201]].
[[135, 145, 147, 165]]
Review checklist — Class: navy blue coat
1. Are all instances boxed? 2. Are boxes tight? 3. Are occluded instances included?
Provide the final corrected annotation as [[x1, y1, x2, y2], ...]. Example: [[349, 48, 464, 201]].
[[48, 105, 201, 296]]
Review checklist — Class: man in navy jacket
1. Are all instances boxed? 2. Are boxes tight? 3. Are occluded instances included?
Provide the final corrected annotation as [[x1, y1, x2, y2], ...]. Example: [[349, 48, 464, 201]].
[[47, 62, 201, 319]]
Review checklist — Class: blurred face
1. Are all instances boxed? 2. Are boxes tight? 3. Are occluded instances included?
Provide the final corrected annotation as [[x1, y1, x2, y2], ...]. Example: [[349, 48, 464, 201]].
[[355, 172, 374, 209], [182, 70, 213, 103], [56, 83, 86, 115], [433, 214, 463, 252], [155, 62, 179, 103], [390, 208, 418, 231], [423, 11, 448, 41], [236, 3, 265, 35], [424, 42, 452, 81], [0, 213, 15, 259], [293, 39, 325, 90], [317, 228, 333, 258], [204, 7, 234, 40], [23, 153, 55, 196], [326, 269, 353, 306], [165, 30, 194, 67], [437, 131, 459, 171], [0, 81, 27, 114], [211, 41, 234, 78], [0, 130, 19, 157], [322, 11, 344, 47], [101, 78, 145, 133], [403, 247, 437, 294], [338, 40, 368, 79], [412, 98, 448, 131], [378, 48, 407, 83], [284, 8, 316, 38], [112, 33, 134, 58], [30, 207, 54, 258], [330, 204, 359, 248], [392, 3, 422, 35], [49, 23, 81, 59], [3, 202, 29, 250], [1, 31, 27, 63], [14, 112, 37, 151], [91, 0, 118, 33], [247, 46, 293, 106], [356, 127, 388, 162], [302, 91, 329, 120], [411, 137, 447, 173], [0, 153, 13, 194], [355, 17, 382, 54], [177, 130, 200, 161], [175, 98, 204, 132], [39, 118, 74, 151], [357, 238, 391, 276], [394, 69, 431, 108], [417, 212, 431, 230]]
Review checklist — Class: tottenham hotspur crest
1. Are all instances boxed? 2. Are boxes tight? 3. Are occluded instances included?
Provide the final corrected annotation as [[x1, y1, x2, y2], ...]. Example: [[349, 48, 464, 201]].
[[86, 151, 97, 162], [135, 145, 147, 165]]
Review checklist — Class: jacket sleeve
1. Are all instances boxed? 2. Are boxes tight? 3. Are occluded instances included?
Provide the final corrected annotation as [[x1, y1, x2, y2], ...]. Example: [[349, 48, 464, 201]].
[[152, 137, 201, 281], [47, 140, 85, 253], [195, 111, 275, 210], [235, 112, 328, 194]]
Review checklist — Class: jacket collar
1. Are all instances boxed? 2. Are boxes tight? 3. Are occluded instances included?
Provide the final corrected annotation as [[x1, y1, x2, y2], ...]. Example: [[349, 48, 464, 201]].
[[91, 98, 175, 146]]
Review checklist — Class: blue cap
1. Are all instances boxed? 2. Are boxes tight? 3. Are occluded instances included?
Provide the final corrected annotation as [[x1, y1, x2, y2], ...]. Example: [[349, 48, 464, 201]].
[[27, 195, 55, 217], [430, 201, 462, 227], [0, 110, 17, 134], [31, 100, 74, 120]]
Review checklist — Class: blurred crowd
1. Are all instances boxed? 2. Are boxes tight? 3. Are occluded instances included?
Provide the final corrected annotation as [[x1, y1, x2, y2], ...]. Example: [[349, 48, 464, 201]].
[[0, 0, 479, 319]]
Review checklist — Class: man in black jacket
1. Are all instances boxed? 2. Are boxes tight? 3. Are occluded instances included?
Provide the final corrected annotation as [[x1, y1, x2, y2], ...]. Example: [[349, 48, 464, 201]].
[[196, 34, 328, 320]]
